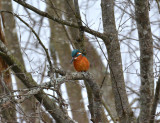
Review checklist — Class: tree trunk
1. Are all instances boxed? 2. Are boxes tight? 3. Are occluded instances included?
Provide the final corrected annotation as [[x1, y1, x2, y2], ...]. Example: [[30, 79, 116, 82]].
[[46, 1, 89, 122], [134, 0, 153, 122], [101, 0, 135, 122], [65, 0, 117, 121], [1, 1, 38, 122], [1, 1, 53, 122], [0, 1, 16, 122]]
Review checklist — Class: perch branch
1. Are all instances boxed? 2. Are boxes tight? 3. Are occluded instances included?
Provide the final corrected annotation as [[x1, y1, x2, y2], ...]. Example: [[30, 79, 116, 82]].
[[0, 40, 75, 123]]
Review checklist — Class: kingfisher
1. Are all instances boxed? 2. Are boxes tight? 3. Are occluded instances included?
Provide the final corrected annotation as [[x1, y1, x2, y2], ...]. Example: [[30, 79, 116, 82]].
[[71, 49, 90, 72]]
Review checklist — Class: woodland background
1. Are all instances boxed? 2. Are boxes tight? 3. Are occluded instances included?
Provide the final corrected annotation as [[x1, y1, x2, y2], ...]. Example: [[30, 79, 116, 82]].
[[0, 0, 159, 123]]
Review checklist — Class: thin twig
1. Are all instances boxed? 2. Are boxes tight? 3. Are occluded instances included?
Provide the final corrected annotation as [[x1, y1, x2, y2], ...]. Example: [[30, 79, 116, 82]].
[[102, 99, 117, 123], [73, 0, 85, 52], [150, 77, 160, 123], [13, 0, 106, 40], [156, 0, 160, 14], [0, 11, 53, 70], [0, 40, 75, 123], [48, 0, 76, 49]]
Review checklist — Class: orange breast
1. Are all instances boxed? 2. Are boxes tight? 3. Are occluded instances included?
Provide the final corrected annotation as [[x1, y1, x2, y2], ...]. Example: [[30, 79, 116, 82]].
[[73, 55, 90, 72]]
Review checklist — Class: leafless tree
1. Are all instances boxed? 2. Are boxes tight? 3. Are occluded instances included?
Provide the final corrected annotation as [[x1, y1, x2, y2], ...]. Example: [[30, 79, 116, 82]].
[[0, 0, 159, 123]]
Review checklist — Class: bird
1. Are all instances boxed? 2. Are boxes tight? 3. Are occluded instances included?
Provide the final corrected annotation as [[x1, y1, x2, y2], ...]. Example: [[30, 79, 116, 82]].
[[71, 49, 90, 72]]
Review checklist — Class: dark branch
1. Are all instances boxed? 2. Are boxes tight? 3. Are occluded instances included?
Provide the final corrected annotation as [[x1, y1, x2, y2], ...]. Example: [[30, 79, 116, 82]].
[[1, 11, 53, 70], [0, 40, 75, 123], [0, 39, 103, 122], [13, 0, 106, 40]]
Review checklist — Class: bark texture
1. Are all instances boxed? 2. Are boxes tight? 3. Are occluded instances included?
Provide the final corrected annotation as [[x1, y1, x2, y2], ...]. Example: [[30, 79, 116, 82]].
[[150, 78, 160, 123], [47, 1, 89, 123], [85, 38, 117, 121], [65, 0, 117, 121], [1, 1, 39, 122], [134, 0, 153, 122], [0, 1, 16, 122], [0, 39, 75, 123], [101, 0, 135, 122]]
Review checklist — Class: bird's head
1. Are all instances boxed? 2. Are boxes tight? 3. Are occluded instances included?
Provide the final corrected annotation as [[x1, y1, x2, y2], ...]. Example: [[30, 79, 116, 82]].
[[70, 49, 82, 63]]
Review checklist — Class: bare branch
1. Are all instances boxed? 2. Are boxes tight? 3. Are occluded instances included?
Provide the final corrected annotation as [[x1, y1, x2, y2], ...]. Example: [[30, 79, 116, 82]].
[[102, 99, 117, 123], [0, 88, 41, 106], [73, 0, 85, 53], [156, 0, 160, 13], [0, 40, 75, 123], [0, 38, 104, 122], [134, 0, 154, 122], [101, 0, 135, 122], [150, 77, 160, 123], [13, 0, 106, 40], [0, 11, 53, 71]]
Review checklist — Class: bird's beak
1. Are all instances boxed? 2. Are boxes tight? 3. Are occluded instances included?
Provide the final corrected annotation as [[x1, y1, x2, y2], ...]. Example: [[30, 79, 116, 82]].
[[70, 57, 74, 64]]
